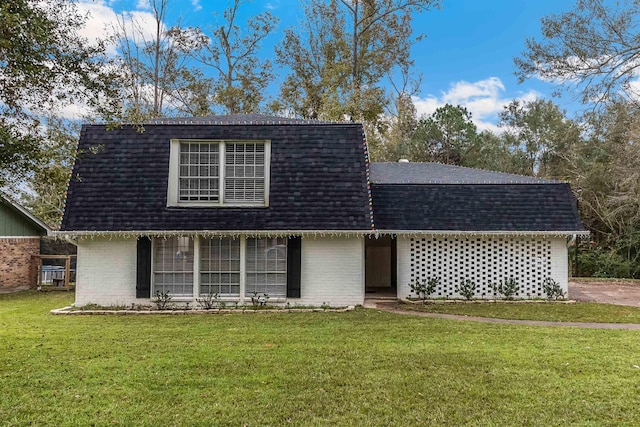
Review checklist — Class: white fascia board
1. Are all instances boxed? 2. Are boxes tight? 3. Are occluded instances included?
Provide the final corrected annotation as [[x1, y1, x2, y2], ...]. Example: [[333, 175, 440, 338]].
[[54, 229, 589, 240]]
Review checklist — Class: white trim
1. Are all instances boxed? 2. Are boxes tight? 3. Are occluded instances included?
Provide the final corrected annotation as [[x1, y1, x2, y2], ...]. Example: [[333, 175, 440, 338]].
[[167, 139, 271, 208], [193, 235, 201, 298], [56, 229, 589, 239], [239, 236, 247, 303]]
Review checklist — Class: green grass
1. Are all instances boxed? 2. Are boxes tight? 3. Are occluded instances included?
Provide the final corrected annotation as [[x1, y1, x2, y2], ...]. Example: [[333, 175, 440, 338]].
[[2, 291, 640, 425], [398, 301, 640, 324]]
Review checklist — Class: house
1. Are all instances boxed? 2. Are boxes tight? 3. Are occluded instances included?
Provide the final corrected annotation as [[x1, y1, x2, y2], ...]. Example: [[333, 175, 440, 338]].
[[0, 194, 51, 291], [58, 115, 586, 307]]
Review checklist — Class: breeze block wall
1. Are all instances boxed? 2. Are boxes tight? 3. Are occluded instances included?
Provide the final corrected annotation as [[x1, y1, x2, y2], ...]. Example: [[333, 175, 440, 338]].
[[0, 237, 40, 290], [397, 236, 568, 300]]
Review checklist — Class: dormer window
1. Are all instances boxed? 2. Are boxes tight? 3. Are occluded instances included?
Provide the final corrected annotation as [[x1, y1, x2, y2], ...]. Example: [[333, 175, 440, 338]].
[[168, 139, 270, 207]]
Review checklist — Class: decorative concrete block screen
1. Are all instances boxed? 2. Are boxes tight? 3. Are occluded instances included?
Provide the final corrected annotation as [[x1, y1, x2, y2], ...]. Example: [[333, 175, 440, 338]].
[[409, 237, 552, 299]]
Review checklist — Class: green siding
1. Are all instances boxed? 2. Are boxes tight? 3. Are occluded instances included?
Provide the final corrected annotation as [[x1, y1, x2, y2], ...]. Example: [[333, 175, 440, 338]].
[[0, 201, 46, 236]]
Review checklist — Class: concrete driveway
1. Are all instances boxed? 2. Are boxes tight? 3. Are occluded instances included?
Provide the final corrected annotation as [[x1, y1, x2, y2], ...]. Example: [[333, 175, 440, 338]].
[[569, 280, 640, 307]]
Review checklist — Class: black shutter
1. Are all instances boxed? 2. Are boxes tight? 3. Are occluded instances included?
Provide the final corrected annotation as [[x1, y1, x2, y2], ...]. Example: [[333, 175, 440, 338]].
[[286, 236, 302, 298], [136, 236, 152, 298]]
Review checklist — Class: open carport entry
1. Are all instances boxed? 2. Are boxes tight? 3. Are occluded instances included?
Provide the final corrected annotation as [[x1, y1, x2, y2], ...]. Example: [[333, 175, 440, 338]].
[[365, 235, 397, 296]]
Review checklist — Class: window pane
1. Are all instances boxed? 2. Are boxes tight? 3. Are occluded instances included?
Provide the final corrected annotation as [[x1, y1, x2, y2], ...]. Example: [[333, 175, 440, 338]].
[[153, 237, 194, 296], [224, 143, 266, 204], [200, 237, 241, 296], [178, 143, 220, 202], [245, 237, 287, 297]]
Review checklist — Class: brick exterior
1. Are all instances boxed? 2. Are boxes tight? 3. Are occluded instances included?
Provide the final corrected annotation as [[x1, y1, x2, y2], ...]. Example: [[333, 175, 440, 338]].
[[75, 236, 366, 307], [0, 238, 40, 290]]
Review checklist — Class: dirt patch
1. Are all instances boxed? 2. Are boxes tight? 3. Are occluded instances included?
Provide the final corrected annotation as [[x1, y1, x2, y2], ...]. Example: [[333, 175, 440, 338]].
[[569, 280, 640, 307]]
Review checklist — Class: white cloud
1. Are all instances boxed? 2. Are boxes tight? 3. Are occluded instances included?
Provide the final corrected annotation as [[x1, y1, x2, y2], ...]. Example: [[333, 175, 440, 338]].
[[192, 0, 202, 12], [265, 1, 280, 10], [77, 0, 162, 57], [136, 0, 151, 10], [412, 77, 541, 132]]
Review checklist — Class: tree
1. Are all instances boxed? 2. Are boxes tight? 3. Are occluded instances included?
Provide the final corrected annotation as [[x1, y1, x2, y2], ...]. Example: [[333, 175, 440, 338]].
[[103, 0, 202, 122], [175, 0, 279, 114], [465, 130, 529, 174], [22, 118, 78, 228], [276, 0, 440, 122], [0, 0, 105, 185], [515, 0, 640, 108], [499, 99, 580, 178], [407, 104, 478, 165]]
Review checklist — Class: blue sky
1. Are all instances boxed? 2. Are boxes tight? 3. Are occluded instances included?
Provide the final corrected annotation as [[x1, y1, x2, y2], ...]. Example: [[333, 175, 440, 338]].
[[78, 0, 582, 130]]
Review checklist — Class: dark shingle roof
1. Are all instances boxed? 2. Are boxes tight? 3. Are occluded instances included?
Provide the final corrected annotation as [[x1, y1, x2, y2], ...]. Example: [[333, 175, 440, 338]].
[[370, 162, 558, 184], [61, 122, 371, 232], [371, 183, 585, 231]]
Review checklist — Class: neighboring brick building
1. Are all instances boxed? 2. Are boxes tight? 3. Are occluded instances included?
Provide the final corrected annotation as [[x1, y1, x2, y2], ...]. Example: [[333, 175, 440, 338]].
[[0, 194, 50, 291]]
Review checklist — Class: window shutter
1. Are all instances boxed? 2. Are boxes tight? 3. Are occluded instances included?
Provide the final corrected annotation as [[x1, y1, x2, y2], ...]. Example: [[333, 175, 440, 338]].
[[136, 237, 152, 298], [286, 236, 302, 298]]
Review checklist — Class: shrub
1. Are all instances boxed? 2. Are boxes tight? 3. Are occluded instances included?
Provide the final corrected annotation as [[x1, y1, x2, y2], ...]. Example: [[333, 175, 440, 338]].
[[152, 291, 173, 310], [492, 278, 520, 300], [408, 277, 440, 302], [542, 278, 565, 300], [197, 292, 221, 309], [250, 291, 270, 308], [455, 279, 477, 300]]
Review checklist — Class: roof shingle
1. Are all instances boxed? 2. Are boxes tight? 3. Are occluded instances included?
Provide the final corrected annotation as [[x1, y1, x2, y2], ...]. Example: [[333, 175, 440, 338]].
[[61, 122, 371, 232]]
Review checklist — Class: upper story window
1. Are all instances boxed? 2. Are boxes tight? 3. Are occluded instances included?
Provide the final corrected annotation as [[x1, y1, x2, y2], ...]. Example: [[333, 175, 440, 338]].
[[168, 139, 270, 207]]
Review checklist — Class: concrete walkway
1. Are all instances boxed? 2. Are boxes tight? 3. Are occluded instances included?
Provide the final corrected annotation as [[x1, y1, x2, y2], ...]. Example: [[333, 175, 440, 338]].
[[569, 280, 640, 307], [364, 300, 640, 330]]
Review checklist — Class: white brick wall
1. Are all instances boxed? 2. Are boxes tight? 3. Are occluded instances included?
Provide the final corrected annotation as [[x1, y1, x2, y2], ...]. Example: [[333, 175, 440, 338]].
[[397, 236, 570, 300], [549, 238, 569, 294], [75, 235, 365, 307], [293, 236, 365, 307], [75, 237, 138, 306], [75, 234, 568, 306]]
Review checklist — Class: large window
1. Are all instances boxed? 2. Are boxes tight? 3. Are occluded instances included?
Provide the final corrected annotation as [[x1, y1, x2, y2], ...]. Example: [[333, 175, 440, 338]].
[[151, 236, 287, 299], [200, 237, 240, 296], [153, 237, 194, 296], [246, 237, 287, 297], [168, 139, 270, 207]]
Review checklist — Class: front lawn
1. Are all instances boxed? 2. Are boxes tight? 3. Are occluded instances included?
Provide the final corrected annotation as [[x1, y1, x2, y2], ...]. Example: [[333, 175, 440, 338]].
[[398, 301, 640, 323], [2, 291, 640, 425]]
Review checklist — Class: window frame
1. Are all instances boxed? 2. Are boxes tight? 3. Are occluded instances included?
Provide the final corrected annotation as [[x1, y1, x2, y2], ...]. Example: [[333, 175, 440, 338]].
[[150, 236, 289, 302], [167, 139, 271, 207], [151, 236, 195, 297]]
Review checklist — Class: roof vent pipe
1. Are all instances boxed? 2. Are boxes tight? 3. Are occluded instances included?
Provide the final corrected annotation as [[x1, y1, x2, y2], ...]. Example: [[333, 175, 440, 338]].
[[398, 158, 409, 163]]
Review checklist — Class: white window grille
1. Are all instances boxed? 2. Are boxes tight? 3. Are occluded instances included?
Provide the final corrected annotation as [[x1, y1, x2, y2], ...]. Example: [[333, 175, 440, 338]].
[[409, 237, 552, 299], [153, 237, 194, 296], [245, 237, 287, 297], [200, 237, 241, 296], [169, 139, 269, 207], [179, 143, 219, 201], [225, 143, 265, 204]]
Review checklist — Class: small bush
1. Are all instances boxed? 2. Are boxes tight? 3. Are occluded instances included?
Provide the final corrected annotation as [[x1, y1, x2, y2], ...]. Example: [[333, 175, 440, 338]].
[[409, 277, 440, 302], [152, 291, 173, 310], [250, 291, 270, 308], [197, 293, 220, 309], [455, 279, 477, 300], [542, 278, 565, 300], [492, 278, 520, 300]]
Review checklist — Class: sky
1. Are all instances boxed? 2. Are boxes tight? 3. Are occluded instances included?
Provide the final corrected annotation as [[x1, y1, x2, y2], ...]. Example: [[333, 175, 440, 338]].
[[75, 0, 583, 131]]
